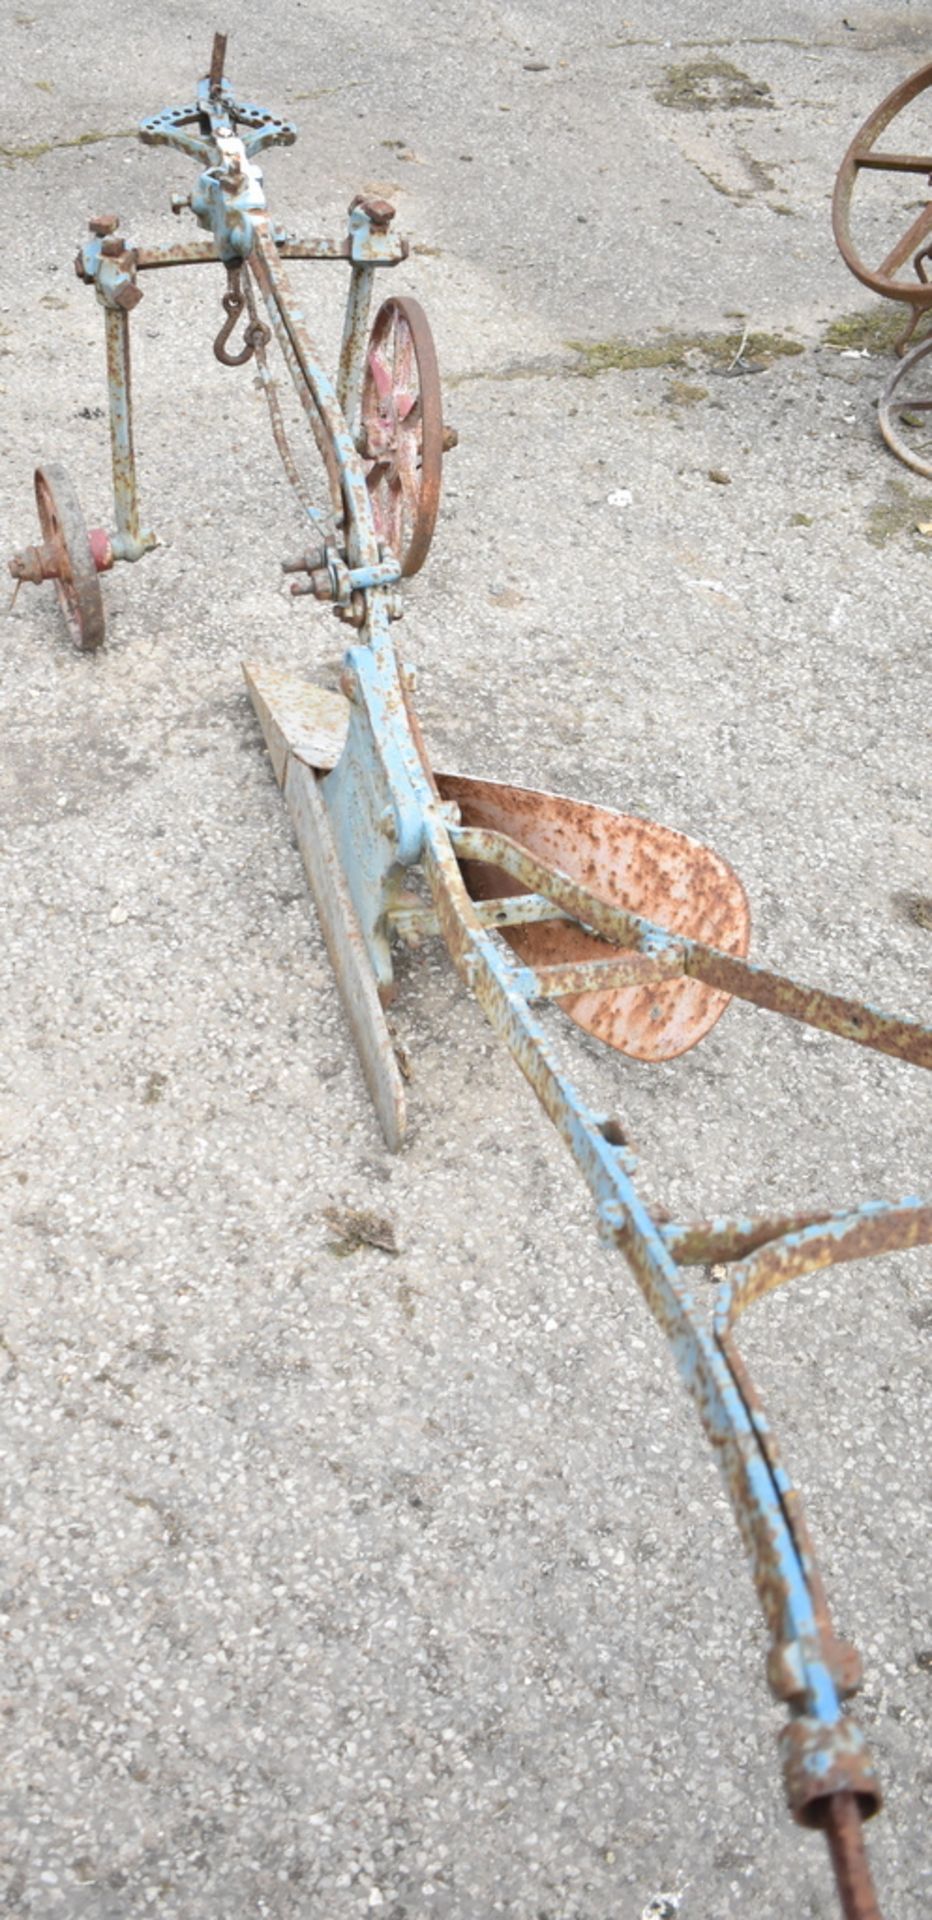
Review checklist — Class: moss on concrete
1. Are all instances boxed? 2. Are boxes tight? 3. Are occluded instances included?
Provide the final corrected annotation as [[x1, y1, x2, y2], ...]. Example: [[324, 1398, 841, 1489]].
[[666, 380, 709, 406], [865, 480, 932, 547], [655, 59, 773, 112], [568, 329, 803, 376], [0, 127, 133, 164], [822, 307, 910, 354]]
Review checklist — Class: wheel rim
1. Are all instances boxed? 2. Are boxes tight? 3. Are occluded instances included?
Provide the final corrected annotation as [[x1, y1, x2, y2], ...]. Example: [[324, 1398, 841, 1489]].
[[34, 463, 105, 651], [360, 296, 443, 577], [878, 329, 932, 476], [832, 57, 932, 320]]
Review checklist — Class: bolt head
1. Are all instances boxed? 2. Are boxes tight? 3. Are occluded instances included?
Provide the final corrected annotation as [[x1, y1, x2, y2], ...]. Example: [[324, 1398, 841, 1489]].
[[88, 213, 119, 237], [349, 193, 395, 230], [114, 281, 144, 312]]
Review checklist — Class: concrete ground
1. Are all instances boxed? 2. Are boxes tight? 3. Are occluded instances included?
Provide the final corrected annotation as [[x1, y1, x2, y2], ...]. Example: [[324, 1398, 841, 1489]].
[[1, 3, 930, 1917]]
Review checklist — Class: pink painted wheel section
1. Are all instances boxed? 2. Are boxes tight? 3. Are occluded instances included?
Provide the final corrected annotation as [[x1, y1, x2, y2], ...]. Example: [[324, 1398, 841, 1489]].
[[360, 296, 443, 577]]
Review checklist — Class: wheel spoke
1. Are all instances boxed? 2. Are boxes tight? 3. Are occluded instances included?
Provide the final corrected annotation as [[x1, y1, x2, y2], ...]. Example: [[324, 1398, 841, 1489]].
[[856, 149, 932, 173], [367, 341, 394, 402], [394, 316, 416, 393], [359, 295, 446, 576], [877, 203, 932, 280], [395, 437, 421, 515]]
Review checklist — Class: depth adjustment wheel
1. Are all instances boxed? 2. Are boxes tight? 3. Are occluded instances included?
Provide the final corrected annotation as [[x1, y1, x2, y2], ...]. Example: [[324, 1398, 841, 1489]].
[[34, 464, 106, 651], [359, 296, 447, 578]]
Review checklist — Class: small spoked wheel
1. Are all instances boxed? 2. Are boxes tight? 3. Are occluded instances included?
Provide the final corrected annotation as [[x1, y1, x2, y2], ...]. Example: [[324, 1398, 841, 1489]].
[[878, 330, 932, 476], [360, 296, 444, 578], [34, 463, 105, 651]]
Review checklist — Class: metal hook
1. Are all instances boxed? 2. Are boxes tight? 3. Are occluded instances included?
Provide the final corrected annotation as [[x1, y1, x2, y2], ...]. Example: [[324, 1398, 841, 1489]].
[[213, 266, 261, 367]]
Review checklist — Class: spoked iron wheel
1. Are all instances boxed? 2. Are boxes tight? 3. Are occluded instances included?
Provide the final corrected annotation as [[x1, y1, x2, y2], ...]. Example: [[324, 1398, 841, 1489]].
[[878, 330, 932, 476], [360, 296, 444, 577], [832, 57, 932, 355], [34, 463, 106, 651]]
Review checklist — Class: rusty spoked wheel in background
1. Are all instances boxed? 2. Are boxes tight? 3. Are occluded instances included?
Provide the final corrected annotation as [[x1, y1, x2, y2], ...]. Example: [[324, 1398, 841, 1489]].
[[878, 329, 932, 476], [832, 57, 932, 355], [360, 296, 444, 578], [34, 464, 106, 652]]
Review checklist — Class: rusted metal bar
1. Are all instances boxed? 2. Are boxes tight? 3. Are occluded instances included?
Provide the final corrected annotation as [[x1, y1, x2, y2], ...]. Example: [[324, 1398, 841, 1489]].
[[389, 890, 570, 943], [337, 263, 376, 437], [824, 1796, 883, 1920], [855, 150, 932, 172], [714, 1199, 932, 1332], [514, 948, 683, 999], [208, 32, 227, 94], [248, 225, 379, 555], [134, 237, 405, 271], [103, 304, 144, 558], [681, 943, 931, 1068], [876, 204, 932, 282], [246, 236, 345, 524], [661, 1208, 839, 1265], [449, 823, 931, 1070]]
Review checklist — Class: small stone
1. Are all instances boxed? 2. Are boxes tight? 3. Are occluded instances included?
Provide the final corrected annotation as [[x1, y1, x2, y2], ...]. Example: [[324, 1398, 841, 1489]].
[[109, 904, 129, 924], [708, 467, 731, 485]]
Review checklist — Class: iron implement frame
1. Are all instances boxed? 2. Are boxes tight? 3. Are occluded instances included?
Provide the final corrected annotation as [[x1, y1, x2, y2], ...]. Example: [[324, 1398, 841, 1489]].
[[10, 37, 932, 1920]]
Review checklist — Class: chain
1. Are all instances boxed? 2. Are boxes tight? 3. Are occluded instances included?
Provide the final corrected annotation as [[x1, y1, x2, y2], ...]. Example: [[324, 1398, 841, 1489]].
[[239, 268, 330, 528]]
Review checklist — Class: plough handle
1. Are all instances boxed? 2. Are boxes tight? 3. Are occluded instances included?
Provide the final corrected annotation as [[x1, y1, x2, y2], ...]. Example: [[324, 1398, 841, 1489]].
[[448, 824, 932, 1072]]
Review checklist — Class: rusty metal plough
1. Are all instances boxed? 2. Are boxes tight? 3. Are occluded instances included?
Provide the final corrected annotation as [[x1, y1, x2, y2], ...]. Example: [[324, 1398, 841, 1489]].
[[10, 38, 931, 1920]]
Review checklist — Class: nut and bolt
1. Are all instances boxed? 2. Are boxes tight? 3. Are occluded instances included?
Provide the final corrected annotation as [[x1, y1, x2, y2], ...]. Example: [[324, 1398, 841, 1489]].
[[88, 214, 120, 237], [350, 194, 395, 231], [113, 281, 144, 312]]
